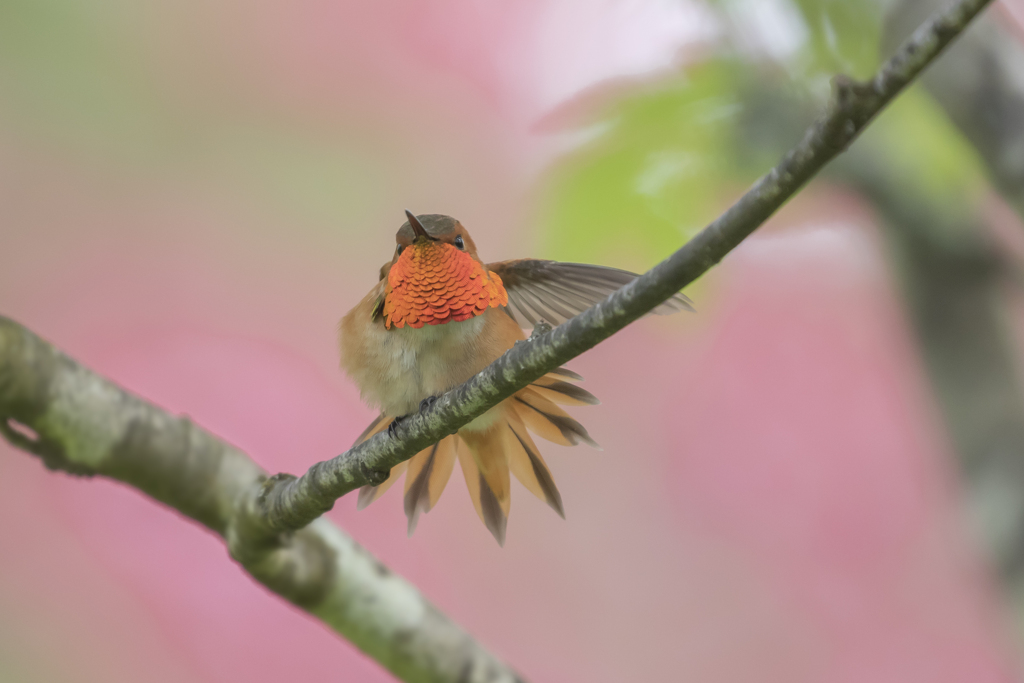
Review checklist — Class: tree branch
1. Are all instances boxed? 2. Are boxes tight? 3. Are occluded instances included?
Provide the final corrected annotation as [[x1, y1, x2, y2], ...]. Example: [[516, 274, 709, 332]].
[[0, 0, 996, 681], [0, 318, 521, 683], [249, 0, 997, 540], [885, 0, 1024, 218]]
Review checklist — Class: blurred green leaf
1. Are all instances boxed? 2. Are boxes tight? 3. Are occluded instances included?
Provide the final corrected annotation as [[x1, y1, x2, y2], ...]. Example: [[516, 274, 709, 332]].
[[860, 86, 987, 214], [536, 0, 987, 273], [536, 60, 758, 269], [0, 0, 170, 160], [789, 0, 881, 78]]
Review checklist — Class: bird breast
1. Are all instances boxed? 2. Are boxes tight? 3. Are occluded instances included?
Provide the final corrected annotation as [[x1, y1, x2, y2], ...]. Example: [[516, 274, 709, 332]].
[[340, 301, 524, 418]]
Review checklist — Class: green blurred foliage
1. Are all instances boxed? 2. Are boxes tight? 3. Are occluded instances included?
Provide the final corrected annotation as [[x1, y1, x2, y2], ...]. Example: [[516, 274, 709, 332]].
[[536, 61, 755, 269], [0, 0, 171, 160], [789, 0, 881, 78], [535, 0, 986, 275], [859, 87, 987, 217], [0, 0, 389, 228]]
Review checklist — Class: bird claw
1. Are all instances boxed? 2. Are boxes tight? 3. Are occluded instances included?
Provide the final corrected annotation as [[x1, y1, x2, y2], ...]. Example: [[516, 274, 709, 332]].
[[387, 416, 404, 439], [388, 396, 438, 440]]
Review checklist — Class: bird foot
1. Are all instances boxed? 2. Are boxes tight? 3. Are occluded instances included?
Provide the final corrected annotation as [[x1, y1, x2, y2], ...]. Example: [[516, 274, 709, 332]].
[[388, 397, 439, 439], [387, 415, 405, 439]]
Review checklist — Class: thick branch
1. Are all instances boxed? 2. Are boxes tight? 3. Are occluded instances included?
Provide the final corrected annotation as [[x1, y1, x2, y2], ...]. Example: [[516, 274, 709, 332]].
[[0, 318, 520, 683], [252, 0, 997, 539]]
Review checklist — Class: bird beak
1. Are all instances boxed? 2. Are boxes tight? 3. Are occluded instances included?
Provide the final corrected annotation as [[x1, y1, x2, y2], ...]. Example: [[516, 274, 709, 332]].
[[405, 210, 431, 240]]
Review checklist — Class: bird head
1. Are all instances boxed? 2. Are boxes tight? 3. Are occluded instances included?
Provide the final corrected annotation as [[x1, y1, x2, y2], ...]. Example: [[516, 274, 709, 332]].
[[381, 211, 507, 329]]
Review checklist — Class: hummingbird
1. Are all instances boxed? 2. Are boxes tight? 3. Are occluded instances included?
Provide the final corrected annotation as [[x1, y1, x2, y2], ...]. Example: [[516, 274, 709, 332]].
[[339, 211, 693, 545]]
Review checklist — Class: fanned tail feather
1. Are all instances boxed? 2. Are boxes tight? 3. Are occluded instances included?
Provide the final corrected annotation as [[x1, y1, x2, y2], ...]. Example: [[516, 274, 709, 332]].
[[460, 425, 512, 546], [353, 366, 598, 544], [514, 388, 600, 448], [529, 375, 600, 407], [506, 412, 564, 518], [403, 435, 458, 535]]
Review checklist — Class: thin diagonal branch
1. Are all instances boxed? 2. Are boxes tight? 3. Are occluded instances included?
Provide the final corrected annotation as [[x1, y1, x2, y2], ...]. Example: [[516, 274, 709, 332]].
[[250, 0, 996, 540], [0, 0, 996, 681]]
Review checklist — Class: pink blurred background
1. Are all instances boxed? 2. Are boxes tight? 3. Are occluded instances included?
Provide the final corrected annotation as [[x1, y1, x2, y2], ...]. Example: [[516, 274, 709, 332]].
[[1, 1, 1021, 681]]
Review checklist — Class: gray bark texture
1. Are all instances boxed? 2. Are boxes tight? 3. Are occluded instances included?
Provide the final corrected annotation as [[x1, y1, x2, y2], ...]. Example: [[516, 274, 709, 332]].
[[0, 0, 996, 680]]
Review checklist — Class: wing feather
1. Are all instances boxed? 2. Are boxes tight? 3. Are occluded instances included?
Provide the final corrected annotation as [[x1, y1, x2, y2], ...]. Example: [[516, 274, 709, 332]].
[[489, 259, 694, 328]]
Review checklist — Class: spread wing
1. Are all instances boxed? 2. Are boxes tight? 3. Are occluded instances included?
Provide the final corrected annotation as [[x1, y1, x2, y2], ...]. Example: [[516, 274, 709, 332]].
[[487, 259, 694, 328]]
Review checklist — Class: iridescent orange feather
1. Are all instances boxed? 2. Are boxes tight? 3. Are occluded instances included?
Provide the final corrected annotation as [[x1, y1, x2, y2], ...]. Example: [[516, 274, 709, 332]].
[[383, 242, 507, 329]]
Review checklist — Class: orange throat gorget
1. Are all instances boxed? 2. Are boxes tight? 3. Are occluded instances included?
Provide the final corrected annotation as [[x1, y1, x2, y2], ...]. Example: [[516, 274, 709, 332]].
[[382, 242, 508, 329]]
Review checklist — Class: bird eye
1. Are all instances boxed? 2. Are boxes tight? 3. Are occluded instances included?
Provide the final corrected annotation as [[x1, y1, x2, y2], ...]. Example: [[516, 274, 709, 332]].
[[454, 236, 465, 250]]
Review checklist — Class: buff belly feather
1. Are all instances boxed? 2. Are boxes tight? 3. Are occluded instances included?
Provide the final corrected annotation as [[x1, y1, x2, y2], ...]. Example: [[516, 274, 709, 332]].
[[341, 304, 507, 418]]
